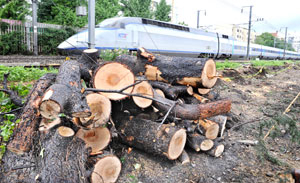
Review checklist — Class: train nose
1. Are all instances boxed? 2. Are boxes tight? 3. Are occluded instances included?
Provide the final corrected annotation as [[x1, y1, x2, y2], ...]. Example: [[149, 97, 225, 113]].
[[57, 41, 70, 49]]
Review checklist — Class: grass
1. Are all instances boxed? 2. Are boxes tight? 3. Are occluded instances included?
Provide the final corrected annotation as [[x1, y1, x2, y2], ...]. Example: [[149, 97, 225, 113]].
[[216, 60, 296, 70]]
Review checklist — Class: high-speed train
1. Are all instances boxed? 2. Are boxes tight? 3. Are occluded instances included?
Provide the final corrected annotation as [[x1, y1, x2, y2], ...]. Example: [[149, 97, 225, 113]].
[[58, 17, 300, 60]]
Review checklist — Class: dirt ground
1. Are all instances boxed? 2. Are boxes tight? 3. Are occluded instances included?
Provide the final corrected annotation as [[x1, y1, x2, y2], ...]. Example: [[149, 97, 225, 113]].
[[113, 63, 300, 183], [1, 62, 299, 183]]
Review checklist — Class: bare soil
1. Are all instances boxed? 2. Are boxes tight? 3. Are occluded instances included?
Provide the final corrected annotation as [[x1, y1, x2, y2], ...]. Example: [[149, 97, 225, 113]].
[[1, 62, 299, 183]]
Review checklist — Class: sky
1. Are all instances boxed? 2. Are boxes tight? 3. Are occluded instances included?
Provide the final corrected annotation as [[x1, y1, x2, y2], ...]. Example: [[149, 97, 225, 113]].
[[166, 0, 300, 37]]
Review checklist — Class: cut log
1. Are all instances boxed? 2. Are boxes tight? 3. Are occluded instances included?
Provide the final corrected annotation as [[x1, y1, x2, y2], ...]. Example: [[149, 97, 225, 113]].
[[38, 126, 89, 183], [76, 127, 111, 154], [80, 93, 111, 128], [40, 60, 91, 119], [179, 150, 190, 165], [114, 116, 186, 160], [187, 87, 210, 103], [208, 115, 227, 137], [155, 89, 165, 98], [116, 53, 217, 88], [39, 117, 61, 132], [132, 80, 154, 108], [93, 62, 135, 100], [152, 91, 231, 120], [77, 49, 99, 84], [206, 142, 225, 157], [187, 133, 214, 152], [198, 88, 210, 95], [91, 154, 121, 183], [150, 81, 187, 99], [7, 73, 56, 155], [198, 119, 220, 140]]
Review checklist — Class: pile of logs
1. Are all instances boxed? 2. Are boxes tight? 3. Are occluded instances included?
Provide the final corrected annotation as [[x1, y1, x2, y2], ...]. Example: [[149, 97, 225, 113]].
[[4, 48, 231, 183]]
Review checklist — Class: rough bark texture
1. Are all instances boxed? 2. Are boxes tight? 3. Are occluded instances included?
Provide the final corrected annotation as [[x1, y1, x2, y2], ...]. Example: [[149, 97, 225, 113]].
[[77, 49, 99, 85], [152, 91, 231, 120], [114, 115, 186, 160], [187, 133, 213, 151], [150, 81, 188, 99], [38, 128, 89, 183], [7, 73, 56, 154], [40, 60, 91, 119], [116, 54, 215, 87]]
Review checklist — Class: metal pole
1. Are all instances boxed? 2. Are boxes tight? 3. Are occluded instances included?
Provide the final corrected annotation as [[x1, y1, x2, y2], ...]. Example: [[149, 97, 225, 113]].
[[283, 27, 288, 59], [246, 6, 252, 60], [32, 0, 38, 55], [197, 10, 199, 29], [88, 0, 95, 49]]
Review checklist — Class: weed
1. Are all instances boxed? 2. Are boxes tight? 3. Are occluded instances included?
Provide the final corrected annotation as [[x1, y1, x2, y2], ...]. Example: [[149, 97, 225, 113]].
[[100, 49, 129, 61], [128, 174, 138, 183]]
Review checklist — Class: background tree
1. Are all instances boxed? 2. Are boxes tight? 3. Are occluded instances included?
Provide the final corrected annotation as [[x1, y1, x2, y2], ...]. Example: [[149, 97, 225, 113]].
[[120, 0, 153, 19], [0, 0, 30, 21], [95, 0, 120, 24], [154, 0, 171, 22], [255, 32, 295, 51], [38, 0, 87, 27]]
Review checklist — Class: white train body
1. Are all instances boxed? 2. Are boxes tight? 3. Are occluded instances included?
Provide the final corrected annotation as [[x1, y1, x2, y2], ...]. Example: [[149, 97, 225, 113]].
[[58, 17, 300, 60]]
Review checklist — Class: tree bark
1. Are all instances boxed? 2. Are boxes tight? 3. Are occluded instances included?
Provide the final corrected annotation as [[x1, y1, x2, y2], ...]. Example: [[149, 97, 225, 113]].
[[40, 60, 91, 119], [7, 73, 56, 155], [38, 127, 89, 183], [206, 142, 225, 157], [149, 81, 188, 99], [77, 49, 99, 85], [116, 54, 217, 88], [152, 91, 231, 120], [114, 116, 186, 160]]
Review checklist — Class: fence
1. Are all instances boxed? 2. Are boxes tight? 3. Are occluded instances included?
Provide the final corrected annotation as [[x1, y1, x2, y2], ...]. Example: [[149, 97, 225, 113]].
[[0, 19, 79, 55]]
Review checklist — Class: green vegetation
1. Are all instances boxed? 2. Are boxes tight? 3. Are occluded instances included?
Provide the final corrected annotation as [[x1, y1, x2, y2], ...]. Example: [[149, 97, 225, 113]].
[[154, 0, 171, 22], [100, 49, 130, 61], [255, 32, 295, 51], [0, 66, 58, 158], [0, 65, 58, 82], [0, 0, 30, 21], [216, 60, 296, 70]]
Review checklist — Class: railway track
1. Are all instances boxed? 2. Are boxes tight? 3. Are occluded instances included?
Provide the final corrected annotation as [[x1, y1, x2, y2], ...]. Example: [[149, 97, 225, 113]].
[[0, 55, 77, 67]]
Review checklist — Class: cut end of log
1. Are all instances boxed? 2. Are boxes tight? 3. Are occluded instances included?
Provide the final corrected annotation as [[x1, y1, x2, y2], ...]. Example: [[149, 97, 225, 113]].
[[201, 59, 217, 88], [167, 129, 186, 160], [40, 100, 61, 119], [39, 118, 61, 132], [72, 110, 91, 118], [187, 86, 194, 96], [200, 139, 214, 151], [198, 88, 211, 95], [209, 144, 225, 157], [155, 89, 165, 98], [132, 81, 154, 108], [76, 127, 111, 154], [58, 126, 75, 137], [91, 155, 121, 183], [205, 123, 219, 140], [93, 62, 135, 100], [84, 48, 98, 54], [81, 93, 111, 128]]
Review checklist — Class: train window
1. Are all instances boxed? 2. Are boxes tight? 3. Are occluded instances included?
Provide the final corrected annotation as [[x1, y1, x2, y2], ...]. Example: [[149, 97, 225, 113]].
[[222, 35, 229, 39], [142, 18, 190, 32]]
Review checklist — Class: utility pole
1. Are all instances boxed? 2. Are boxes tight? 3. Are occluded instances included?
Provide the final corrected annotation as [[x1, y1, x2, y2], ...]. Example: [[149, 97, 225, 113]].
[[283, 27, 288, 59], [197, 10, 206, 29], [242, 6, 253, 60], [88, 0, 95, 49], [32, 0, 38, 55]]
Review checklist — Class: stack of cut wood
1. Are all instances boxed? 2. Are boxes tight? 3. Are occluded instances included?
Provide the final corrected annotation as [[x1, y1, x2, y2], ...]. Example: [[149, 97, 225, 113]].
[[5, 48, 231, 183]]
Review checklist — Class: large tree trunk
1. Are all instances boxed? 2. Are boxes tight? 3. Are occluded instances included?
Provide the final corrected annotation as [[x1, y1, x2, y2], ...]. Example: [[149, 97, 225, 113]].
[[40, 60, 91, 119], [114, 116, 186, 160], [152, 91, 231, 120], [7, 73, 56, 155], [116, 54, 217, 88], [38, 127, 89, 183], [77, 49, 99, 85]]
